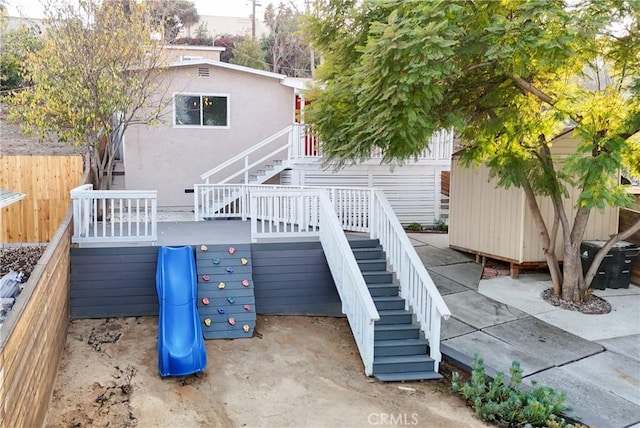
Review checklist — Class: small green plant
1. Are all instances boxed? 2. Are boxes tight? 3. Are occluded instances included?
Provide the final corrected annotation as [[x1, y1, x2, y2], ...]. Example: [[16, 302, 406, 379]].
[[433, 215, 448, 232], [405, 222, 423, 232], [451, 354, 578, 427]]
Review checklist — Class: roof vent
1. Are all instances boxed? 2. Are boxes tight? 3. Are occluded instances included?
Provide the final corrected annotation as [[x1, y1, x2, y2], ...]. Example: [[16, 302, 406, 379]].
[[198, 67, 210, 78]]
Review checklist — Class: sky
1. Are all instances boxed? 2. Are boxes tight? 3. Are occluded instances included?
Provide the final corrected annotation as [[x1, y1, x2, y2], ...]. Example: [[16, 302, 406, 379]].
[[5, 0, 306, 19]]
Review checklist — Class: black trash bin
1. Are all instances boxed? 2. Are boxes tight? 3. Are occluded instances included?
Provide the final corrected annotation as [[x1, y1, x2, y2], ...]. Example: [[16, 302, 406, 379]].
[[580, 240, 640, 289]]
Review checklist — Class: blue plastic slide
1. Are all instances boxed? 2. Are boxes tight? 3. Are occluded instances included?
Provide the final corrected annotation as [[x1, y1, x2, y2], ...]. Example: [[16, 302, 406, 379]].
[[156, 246, 207, 377]]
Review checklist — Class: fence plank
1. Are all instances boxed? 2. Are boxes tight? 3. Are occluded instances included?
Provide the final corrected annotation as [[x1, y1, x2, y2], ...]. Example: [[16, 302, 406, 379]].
[[0, 156, 83, 243]]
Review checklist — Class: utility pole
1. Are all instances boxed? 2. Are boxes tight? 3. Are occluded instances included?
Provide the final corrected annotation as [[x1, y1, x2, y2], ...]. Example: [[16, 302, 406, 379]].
[[305, 0, 315, 77], [251, 0, 261, 40]]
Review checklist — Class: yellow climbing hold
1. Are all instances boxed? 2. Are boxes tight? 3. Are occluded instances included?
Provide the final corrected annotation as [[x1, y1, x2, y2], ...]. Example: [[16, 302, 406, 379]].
[[218, 282, 226, 289], [200, 245, 208, 252], [241, 258, 248, 265], [204, 318, 211, 327], [243, 324, 250, 333]]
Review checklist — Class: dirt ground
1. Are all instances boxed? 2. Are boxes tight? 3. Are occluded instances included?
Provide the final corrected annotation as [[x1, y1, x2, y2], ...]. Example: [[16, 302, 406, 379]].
[[44, 315, 490, 428], [0, 103, 85, 156]]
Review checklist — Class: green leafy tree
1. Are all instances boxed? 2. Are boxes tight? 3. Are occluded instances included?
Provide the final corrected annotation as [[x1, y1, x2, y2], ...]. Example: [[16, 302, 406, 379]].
[[7, 0, 170, 190], [304, 0, 640, 303], [230, 37, 268, 71], [0, 23, 43, 92]]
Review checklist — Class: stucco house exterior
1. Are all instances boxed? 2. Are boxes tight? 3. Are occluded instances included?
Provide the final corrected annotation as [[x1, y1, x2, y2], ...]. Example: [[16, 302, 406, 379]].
[[121, 46, 454, 225]]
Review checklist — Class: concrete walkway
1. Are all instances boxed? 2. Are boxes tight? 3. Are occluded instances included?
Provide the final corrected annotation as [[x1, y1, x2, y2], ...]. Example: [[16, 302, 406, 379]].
[[408, 233, 640, 428]]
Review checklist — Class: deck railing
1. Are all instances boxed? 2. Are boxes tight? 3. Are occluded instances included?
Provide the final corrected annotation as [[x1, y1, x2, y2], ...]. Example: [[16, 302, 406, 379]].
[[70, 184, 157, 244], [195, 184, 373, 233], [249, 187, 379, 374], [370, 190, 451, 369]]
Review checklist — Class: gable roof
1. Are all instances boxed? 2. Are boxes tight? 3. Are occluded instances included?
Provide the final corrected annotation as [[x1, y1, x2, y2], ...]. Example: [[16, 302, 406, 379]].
[[169, 59, 288, 81]]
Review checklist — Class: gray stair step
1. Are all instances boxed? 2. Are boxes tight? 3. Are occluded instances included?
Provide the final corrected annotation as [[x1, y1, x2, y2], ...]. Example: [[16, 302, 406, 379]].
[[363, 271, 393, 284], [373, 355, 436, 374], [374, 371, 443, 382], [367, 283, 399, 297], [352, 248, 384, 260], [374, 338, 428, 357], [375, 324, 420, 340], [357, 259, 387, 271], [373, 296, 405, 311], [376, 309, 413, 325], [348, 239, 380, 248]]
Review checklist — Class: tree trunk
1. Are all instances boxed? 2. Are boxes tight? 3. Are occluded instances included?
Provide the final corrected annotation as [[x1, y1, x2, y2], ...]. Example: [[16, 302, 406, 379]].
[[521, 180, 563, 294], [561, 244, 585, 301]]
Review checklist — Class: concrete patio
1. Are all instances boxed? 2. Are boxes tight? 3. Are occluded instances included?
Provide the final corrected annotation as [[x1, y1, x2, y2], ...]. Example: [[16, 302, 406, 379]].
[[409, 232, 640, 428]]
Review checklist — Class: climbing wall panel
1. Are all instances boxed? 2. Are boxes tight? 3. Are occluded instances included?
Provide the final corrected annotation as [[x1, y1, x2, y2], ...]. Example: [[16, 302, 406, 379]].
[[196, 244, 256, 339]]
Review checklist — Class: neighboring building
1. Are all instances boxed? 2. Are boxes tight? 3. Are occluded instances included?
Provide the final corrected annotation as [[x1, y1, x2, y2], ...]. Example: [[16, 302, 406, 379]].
[[179, 15, 269, 40], [121, 46, 454, 225]]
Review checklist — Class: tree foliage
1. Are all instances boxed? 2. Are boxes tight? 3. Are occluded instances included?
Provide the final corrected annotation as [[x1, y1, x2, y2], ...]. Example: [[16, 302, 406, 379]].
[[7, 0, 170, 190], [0, 22, 42, 92], [305, 0, 640, 302], [262, 3, 312, 77], [230, 37, 268, 71]]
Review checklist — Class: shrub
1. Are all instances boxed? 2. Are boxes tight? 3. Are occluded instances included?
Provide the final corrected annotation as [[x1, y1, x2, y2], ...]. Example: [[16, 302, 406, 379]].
[[451, 354, 581, 427], [405, 222, 423, 232]]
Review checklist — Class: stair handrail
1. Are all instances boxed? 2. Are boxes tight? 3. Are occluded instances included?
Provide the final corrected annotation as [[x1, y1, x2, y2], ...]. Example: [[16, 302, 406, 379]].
[[317, 190, 380, 375], [370, 189, 451, 370], [200, 125, 293, 183]]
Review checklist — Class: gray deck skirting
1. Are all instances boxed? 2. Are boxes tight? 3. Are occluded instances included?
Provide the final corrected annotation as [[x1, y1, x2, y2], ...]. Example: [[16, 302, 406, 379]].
[[70, 241, 342, 319]]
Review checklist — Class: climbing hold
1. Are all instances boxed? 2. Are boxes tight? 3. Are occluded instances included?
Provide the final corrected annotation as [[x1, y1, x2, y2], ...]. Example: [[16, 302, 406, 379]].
[[226, 267, 234, 273], [242, 279, 250, 287], [217, 308, 225, 314], [212, 258, 220, 265], [228, 317, 235, 325], [240, 258, 248, 265], [227, 297, 236, 304], [204, 318, 211, 327], [243, 324, 250, 333], [202, 297, 210, 305], [243, 304, 251, 312], [200, 245, 208, 252], [228, 246, 235, 255], [202, 275, 210, 282], [218, 282, 226, 289]]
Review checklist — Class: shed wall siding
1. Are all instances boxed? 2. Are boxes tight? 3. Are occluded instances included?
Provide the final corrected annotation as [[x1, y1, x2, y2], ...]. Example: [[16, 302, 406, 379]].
[[70, 241, 341, 318], [449, 161, 524, 261], [451, 158, 618, 263]]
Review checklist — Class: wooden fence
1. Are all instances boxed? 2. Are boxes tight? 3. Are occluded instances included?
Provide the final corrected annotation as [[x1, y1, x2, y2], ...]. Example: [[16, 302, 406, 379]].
[[0, 156, 84, 243], [0, 209, 72, 428], [619, 208, 640, 285]]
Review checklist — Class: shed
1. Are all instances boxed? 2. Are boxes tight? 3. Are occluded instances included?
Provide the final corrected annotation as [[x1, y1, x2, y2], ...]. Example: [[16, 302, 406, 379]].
[[448, 130, 619, 276]]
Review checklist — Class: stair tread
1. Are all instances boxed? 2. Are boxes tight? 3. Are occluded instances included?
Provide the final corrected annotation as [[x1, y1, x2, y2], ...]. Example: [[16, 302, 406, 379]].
[[374, 355, 435, 364], [378, 309, 411, 315], [374, 371, 443, 382], [373, 296, 404, 301], [375, 323, 419, 331], [374, 338, 428, 347]]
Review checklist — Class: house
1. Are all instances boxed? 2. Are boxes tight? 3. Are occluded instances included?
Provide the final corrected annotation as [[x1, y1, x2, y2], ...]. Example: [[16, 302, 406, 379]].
[[448, 129, 620, 275], [121, 46, 454, 225]]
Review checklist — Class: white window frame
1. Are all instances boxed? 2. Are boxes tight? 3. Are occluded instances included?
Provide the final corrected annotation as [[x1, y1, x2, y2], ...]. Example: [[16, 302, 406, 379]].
[[173, 92, 230, 129]]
